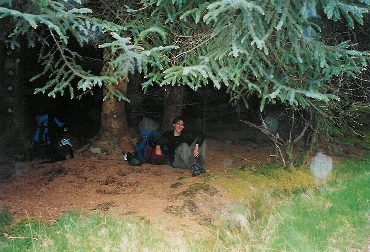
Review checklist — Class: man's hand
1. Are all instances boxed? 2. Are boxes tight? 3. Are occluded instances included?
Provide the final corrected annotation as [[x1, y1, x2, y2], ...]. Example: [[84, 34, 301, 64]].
[[155, 145, 162, 155], [193, 144, 199, 157]]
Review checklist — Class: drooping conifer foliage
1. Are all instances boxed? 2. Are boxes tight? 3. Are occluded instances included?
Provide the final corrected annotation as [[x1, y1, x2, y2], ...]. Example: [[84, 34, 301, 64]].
[[1, 0, 369, 106]]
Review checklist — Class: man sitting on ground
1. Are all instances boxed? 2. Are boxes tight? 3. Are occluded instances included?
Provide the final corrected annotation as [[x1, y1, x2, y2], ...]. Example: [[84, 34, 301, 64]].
[[155, 116, 206, 176]]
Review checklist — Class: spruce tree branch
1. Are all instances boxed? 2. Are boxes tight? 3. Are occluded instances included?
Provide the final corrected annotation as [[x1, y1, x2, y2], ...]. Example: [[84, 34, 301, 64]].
[[173, 30, 219, 62], [49, 30, 83, 79]]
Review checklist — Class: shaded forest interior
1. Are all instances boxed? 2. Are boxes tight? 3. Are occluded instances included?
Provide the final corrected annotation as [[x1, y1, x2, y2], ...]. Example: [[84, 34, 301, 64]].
[[20, 42, 261, 144]]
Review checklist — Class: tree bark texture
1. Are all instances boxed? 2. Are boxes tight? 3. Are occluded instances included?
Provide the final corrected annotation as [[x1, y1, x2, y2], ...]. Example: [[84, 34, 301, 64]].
[[126, 72, 144, 127], [161, 86, 185, 131], [100, 80, 128, 140], [0, 40, 29, 159]]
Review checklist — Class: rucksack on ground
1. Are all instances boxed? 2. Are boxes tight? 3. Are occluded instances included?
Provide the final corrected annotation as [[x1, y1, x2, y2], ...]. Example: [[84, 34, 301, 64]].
[[134, 130, 167, 164], [144, 145, 167, 165]]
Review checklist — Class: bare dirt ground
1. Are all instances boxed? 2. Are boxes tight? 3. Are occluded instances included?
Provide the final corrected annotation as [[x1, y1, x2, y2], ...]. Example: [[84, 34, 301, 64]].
[[0, 125, 364, 237]]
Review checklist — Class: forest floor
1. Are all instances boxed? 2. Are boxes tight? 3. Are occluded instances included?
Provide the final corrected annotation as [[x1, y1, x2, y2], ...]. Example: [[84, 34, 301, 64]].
[[0, 122, 367, 238]]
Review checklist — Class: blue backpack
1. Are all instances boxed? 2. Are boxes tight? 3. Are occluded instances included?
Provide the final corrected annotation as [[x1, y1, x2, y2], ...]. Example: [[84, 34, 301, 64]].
[[134, 130, 162, 163]]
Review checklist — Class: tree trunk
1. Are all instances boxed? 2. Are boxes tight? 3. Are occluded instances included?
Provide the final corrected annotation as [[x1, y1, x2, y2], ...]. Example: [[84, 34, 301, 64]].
[[126, 72, 144, 128], [161, 86, 185, 131], [0, 39, 29, 160], [100, 80, 134, 153]]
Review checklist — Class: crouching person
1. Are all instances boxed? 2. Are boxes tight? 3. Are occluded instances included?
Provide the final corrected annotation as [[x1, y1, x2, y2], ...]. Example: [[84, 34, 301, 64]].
[[156, 116, 206, 176]]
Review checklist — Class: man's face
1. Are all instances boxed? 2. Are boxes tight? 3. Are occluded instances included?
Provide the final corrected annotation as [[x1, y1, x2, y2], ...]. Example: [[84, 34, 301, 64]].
[[173, 120, 185, 133]]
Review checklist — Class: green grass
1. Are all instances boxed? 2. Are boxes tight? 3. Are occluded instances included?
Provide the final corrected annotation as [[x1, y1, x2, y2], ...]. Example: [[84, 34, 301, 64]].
[[0, 205, 11, 229], [0, 213, 192, 252], [267, 155, 370, 251], [1, 155, 369, 251]]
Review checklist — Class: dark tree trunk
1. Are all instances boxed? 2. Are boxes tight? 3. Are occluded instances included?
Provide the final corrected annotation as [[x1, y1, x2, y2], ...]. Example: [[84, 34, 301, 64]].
[[100, 79, 133, 152], [126, 72, 144, 128], [161, 86, 185, 131], [0, 39, 29, 160]]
